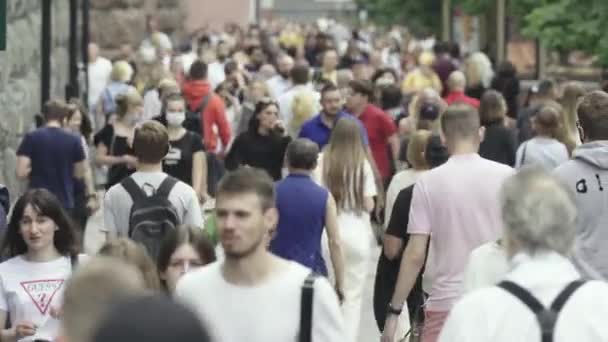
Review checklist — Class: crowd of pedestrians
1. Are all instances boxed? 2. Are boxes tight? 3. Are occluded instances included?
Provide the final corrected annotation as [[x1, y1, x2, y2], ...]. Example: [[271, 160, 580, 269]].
[[2, 15, 608, 342]]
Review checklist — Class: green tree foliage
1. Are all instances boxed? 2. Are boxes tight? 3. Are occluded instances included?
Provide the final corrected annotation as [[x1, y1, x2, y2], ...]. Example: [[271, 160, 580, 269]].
[[356, 0, 442, 35], [457, 0, 608, 65]]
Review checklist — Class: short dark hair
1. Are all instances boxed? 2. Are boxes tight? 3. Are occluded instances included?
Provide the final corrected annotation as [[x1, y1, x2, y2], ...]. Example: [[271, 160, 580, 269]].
[[320, 83, 340, 99], [286, 138, 319, 170], [2, 189, 77, 258], [440, 104, 481, 142], [217, 167, 275, 211], [348, 80, 374, 99], [380, 85, 403, 110], [133, 121, 170, 164], [577, 91, 608, 140], [157, 225, 216, 292], [537, 79, 557, 98], [43, 99, 69, 122], [479, 90, 506, 126], [291, 65, 310, 85], [189, 60, 208, 80]]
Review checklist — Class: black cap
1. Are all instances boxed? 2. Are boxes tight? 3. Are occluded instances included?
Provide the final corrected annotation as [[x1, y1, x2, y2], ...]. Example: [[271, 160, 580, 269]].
[[93, 295, 212, 342], [419, 102, 440, 121], [425, 135, 449, 168]]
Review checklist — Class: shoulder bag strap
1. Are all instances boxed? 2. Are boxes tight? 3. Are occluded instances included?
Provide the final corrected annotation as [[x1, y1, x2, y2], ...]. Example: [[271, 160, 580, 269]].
[[299, 272, 316, 342], [156, 176, 179, 199]]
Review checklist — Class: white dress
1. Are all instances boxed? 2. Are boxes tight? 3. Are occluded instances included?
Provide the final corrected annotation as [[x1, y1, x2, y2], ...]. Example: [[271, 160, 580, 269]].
[[314, 156, 377, 342]]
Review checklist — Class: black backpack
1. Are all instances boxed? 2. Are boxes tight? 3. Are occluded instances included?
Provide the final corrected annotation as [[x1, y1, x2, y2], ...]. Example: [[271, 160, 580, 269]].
[[121, 176, 181, 259], [184, 93, 211, 137]]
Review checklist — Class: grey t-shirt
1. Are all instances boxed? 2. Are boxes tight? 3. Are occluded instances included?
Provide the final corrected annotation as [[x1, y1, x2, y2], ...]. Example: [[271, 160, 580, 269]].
[[103, 171, 204, 238], [515, 136, 569, 170]]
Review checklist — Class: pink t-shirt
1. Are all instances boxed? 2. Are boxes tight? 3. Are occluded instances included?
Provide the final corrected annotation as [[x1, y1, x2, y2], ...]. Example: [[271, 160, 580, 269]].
[[408, 153, 513, 311]]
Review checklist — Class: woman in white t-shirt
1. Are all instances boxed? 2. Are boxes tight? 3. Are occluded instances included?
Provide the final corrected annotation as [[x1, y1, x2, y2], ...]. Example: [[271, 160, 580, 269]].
[[0, 189, 79, 342], [319, 118, 377, 342]]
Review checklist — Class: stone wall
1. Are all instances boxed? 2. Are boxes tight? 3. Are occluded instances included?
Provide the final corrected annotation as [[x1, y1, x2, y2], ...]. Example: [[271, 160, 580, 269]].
[[90, 0, 185, 55], [0, 0, 70, 197]]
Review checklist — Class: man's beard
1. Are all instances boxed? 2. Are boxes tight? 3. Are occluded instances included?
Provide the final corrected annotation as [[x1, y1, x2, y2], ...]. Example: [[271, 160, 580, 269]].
[[223, 233, 266, 260]]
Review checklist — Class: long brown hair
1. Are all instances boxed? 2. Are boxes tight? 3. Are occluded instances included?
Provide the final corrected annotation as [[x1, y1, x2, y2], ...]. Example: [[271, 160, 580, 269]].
[[322, 118, 367, 214]]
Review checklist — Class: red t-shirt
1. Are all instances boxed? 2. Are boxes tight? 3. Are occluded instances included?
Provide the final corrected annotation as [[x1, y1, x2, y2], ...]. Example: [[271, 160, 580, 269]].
[[357, 104, 397, 180], [444, 91, 480, 109]]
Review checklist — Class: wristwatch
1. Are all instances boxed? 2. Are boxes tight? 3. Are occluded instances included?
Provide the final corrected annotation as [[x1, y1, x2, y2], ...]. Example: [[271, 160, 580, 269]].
[[387, 303, 402, 316]]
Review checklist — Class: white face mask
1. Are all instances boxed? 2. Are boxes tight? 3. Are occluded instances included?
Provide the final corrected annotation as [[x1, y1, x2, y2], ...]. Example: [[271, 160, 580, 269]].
[[166, 111, 186, 127]]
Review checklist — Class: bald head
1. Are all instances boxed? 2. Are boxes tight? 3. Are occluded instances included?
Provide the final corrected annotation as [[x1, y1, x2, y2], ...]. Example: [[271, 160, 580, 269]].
[[286, 138, 320, 171], [448, 71, 467, 92]]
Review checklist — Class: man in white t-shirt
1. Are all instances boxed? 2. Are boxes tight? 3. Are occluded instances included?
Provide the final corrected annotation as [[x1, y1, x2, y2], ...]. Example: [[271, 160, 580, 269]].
[[381, 104, 513, 342], [103, 121, 203, 241], [175, 167, 345, 342], [87, 43, 113, 115], [266, 54, 294, 99]]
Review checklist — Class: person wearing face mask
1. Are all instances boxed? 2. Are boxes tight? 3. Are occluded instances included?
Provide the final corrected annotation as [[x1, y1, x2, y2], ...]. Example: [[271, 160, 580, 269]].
[[157, 225, 216, 294], [161, 93, 210, 203], [94, 90, 143, 190]]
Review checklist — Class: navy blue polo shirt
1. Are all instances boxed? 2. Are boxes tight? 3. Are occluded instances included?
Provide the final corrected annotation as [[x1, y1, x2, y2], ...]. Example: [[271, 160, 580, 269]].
[[298, 111, 369, 148], [17, 127, 85, 209]]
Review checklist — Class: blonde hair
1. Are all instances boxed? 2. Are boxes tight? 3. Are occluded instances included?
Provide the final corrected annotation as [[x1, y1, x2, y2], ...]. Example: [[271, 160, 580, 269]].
[[98, 238, 161, 290], [418, 51, 435, 67], [290, 91, 317, 136], [560, 82, 586, 153], [407, 130, 432, 170], [322, 118, 367, 214], [464, 52, 494, 88], [115, 89, 143, 118], [110, 60, 134, 82]]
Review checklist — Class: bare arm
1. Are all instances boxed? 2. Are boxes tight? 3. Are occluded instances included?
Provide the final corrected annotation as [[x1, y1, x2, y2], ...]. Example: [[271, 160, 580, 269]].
[[389, 234, 428, 308], [94, 143, 126, 166], [325, 193, 345, 294], [383, 235, 404, 260], [388, 133, 401, 169], [16, 156, 31, 180], [191, 151, 208, 201]]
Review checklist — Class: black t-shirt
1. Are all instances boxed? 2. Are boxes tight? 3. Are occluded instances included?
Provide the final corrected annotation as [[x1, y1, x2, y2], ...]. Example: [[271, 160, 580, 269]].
[[94, 124, 135, 189], [373, 185, 425, 329], [163, 131, 205, 185], [225, 131, 291, 181]]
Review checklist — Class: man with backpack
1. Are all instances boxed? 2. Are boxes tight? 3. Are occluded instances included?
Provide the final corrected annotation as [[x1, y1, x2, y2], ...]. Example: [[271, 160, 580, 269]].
[[438, 168, 608, 342], [175, 167, 346, 342], [182, 60, 231, 155], [103, 121, 203, 258]]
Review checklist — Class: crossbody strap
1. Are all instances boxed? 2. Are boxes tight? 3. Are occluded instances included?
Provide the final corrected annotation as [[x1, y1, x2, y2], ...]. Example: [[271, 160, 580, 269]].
[[299, 272, 316, 342], [498, 280, 586, 342], [520, 141, 529, 166]]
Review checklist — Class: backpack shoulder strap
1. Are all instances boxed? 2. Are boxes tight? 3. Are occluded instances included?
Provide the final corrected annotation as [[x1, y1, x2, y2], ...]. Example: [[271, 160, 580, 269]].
[[121, 177, 146, 203], [498, 281, 553, 342], [299, 272, 316, 342], [70, 253, 78, 271], [520, 141, 529, 165], [550, 280, 586, 313], [156, 176, 179, 199]]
